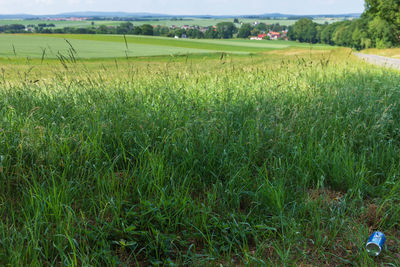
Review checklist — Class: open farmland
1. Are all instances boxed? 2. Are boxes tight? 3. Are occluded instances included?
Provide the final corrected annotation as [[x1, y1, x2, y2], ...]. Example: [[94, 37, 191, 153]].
[[0, 19, 122, 28], [0, 17, 345, 28], [0, 46, 400, 266], [0, 34, 331, 59]]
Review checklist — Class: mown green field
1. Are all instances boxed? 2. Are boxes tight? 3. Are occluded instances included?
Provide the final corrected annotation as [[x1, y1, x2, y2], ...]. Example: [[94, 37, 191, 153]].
[[0, 34, 332, 59], [0, 46, 400, 266], [0, 34, 213, 59]]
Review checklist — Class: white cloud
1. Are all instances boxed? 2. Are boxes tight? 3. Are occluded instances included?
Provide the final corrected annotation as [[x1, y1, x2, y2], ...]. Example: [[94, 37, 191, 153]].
[[34, 0, 53, 4], [66, 0, 81, 4]]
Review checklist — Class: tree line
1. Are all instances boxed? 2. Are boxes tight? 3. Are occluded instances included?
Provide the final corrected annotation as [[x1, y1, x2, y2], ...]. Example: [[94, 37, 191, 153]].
[[0, 24, 26, 33], [0, 21, 286, 39], [288, 0, 400, 49]]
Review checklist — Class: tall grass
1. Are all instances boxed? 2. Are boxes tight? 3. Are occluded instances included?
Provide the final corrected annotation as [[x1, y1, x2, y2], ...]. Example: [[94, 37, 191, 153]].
[[0, 49, 400, 266]]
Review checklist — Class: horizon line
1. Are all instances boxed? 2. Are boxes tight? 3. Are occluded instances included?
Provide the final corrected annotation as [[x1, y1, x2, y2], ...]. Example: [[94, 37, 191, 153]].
[[0, 11, 363, 17]]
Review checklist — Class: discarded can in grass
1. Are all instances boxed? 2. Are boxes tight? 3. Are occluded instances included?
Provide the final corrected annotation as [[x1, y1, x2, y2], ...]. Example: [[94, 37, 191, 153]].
[[366, 231, 386, 256]]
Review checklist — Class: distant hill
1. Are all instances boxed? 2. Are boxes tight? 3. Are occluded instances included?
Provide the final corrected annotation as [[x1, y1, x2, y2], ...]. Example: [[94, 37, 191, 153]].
[[0, 12, 362, 20], [0, 14, 40, 19], [250, 13, 361, 18], [56, 12, 168, 18]]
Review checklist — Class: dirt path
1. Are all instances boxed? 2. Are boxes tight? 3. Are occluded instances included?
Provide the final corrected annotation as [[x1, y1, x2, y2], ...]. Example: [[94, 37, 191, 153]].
[[354, 52, 400, 70]]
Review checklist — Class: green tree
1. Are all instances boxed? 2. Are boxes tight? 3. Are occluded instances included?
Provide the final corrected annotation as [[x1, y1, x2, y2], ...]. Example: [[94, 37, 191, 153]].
[[204, 27, 218, 39], [237, 23, 252, 38], [365, 0, 400, 45], [216, 22, 237, 39], [116, 22, 134, 34], [332, 22, 352, 46], [270, 23, 285, 32], [368, 16, 397, 47], [133, 26, 142, 35], [96, 25, 109, 34], [315, 24, 327, 43], [153, 25, 161, 36], [289, 18, 318, 43], [250, 28, 260, 36], [186, 29, 204, 39], [287, 25, 296, 40], [141, 24, 154, 36], [255, 23, 268, 32], [320, 23, 336, 45], [174, 29, 186, 38], [160, 26, 170, 36], [152, 25, 171, 36]]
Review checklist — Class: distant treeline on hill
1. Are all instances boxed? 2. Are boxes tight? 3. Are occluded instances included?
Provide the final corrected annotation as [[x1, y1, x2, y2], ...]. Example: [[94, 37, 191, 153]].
[[288, 0, 400, 49], [0, 21, 287, 40], [89, 17, 194, 22]]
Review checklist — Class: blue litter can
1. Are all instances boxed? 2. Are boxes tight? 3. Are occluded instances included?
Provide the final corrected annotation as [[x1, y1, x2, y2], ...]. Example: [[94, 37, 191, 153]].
[[366, 231, 386, 256]]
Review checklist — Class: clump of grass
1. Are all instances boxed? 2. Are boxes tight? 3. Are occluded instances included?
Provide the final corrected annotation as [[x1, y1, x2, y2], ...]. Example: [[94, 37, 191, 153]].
[[0, 49, 400, 265]]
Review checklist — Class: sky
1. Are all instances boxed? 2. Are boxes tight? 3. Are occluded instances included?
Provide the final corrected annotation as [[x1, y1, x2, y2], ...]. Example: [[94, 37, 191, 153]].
[[0, 0, 365, 15]]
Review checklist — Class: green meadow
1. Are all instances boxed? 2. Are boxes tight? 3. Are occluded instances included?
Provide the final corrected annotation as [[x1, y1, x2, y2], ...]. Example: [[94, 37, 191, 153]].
[[0, 34, 399, 266], [0, 34, 331, 59], [0, 34, 213, 58]]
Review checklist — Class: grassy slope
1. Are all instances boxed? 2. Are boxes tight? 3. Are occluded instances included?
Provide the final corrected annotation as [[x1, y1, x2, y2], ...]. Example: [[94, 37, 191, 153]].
[[0, 49, 400, 266], [47, 34, 280, 53], [0, 35, 217, 58]]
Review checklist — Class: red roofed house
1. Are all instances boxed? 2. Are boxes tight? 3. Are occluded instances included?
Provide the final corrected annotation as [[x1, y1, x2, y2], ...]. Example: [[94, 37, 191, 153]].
[[268, 31, 281, 40], [258, 33, 267, 39]]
